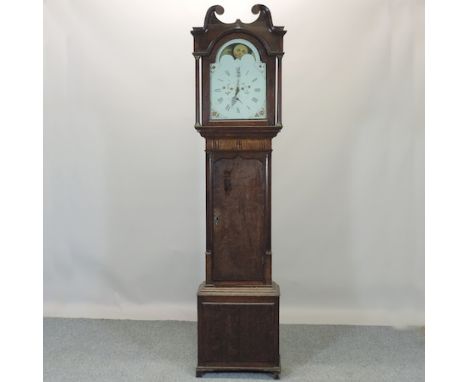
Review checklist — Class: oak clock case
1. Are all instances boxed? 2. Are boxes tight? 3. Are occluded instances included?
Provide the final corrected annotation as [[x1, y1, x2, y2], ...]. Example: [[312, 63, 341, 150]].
[[192, 5, 285, 379]]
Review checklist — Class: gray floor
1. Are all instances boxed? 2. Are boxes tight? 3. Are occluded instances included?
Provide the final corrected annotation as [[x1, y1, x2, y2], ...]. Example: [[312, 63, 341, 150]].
[[44, 318, 424, 382]]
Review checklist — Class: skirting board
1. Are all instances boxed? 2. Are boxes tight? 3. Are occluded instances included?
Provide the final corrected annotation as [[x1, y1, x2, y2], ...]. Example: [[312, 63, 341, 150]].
[[44, 302, 424, 327]]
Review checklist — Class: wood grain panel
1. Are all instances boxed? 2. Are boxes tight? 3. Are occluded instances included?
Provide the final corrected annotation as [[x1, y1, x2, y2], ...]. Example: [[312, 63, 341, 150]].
[[206, 138, 272, 151], [198, 299, 279, 365], [212, 155, 266, 281]]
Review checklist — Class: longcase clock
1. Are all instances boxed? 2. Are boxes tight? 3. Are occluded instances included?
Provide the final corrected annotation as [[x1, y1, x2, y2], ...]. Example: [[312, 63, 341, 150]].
[[192, 4, 286, 379]]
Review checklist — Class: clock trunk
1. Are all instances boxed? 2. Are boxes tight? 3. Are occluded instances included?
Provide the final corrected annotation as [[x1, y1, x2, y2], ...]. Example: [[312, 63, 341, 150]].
[[212, 153, 268, 283]]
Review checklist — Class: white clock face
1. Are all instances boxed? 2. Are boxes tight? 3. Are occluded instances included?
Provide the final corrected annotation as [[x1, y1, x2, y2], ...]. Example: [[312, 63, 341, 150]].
[[210, 39, 266, 120]]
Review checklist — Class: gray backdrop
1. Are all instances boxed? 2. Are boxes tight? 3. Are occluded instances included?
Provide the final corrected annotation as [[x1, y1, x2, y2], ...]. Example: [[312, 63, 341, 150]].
[[44, 0, 424, 325]]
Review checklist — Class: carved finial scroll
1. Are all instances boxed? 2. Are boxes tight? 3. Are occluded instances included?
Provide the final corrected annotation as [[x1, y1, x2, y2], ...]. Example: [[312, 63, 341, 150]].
[[203, 5, 224, 29], [251, 4, 274, 30], [192, 4, 286, 56], [197, 4, 285, 34]]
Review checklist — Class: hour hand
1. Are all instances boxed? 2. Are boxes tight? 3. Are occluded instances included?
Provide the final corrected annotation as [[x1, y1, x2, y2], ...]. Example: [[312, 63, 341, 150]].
[[232, 86, 241, 103]]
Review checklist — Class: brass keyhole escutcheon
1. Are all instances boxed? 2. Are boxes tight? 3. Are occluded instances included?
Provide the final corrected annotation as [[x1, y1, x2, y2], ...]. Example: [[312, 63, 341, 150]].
[[213, 208, 221, 227]]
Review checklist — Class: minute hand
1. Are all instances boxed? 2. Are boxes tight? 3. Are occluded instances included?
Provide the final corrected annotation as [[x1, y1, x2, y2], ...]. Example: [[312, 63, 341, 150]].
[[231, 78, 240, 105]]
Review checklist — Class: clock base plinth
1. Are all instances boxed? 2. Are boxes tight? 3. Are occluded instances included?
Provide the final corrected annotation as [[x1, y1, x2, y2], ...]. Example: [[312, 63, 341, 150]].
[[197, 282, 280, 378]]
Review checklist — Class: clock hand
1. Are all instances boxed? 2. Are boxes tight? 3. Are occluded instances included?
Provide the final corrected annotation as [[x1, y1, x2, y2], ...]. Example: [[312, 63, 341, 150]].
[[231, 76, 241, 105], [231, 81, 240, 106]]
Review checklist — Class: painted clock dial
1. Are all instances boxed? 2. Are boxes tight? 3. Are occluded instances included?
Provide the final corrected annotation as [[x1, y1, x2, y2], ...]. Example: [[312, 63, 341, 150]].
[[210, 39, 266, 120]]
